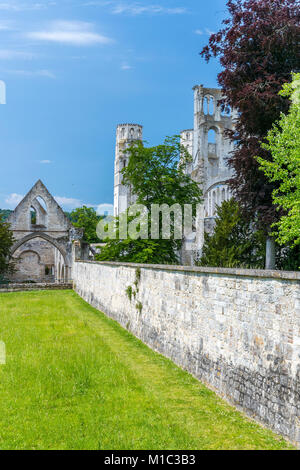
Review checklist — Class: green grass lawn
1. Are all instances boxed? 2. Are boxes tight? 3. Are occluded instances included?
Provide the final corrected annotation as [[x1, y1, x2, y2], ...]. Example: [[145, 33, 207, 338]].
[[0, 290, 293, 450]]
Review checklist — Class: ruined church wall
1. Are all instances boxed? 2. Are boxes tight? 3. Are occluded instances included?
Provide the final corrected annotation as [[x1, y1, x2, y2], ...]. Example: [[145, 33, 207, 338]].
[[12, 237, 56, 282], [73, 260, 300, 446]]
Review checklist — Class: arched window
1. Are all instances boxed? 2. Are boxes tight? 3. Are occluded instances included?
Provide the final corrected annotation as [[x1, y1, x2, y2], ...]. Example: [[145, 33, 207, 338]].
[[121, 128, 125, 138], [212, 191, 216, 215], [222, 187, 226, 202], [36, 196, 47, 212], [208, 129, 216, 144], [221, 105, 231, 117], [30, 207, 37, 226], [30, 196, 47, 228], [204, 96, 215, 115], [130, 128, 134, 137]]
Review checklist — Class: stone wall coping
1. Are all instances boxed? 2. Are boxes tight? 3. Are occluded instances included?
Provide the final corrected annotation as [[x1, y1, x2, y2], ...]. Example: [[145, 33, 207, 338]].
[[0, 282, 73, 293], [75, 260, 300, 281]]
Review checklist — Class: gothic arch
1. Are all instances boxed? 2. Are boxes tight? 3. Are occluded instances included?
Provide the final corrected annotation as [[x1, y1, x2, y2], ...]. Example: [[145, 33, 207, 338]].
[[208, 128, 217, 144], [205, 181, 229, 195], [17, 249, 41, 263], [204, 182, 232, 217], [11, 232, 68, 265], [208, 124, 220, 134], [203, 95, 215, 115], [29, 196, 48, 228]]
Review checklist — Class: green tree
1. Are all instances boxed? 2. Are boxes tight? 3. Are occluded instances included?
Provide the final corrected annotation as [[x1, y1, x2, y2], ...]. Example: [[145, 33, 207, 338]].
[[257, 73, 300, 248], [96, 136, 202, 264], [0, 215, 15, 282], [97, 237, 178, 265], [0, 209, 12, 221], [70, 206, 101, 243], [200, 0, 299, 233], [122, 136, 201, 208], [276, 244, 300, 271], [197, 199, 265, 269]]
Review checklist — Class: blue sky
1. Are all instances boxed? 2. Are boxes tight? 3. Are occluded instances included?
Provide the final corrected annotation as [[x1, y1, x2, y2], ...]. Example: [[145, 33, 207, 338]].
[[0, 0, 228, 213]]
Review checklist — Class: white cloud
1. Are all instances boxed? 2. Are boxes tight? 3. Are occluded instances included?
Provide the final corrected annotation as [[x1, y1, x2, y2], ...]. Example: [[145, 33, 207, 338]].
[[38, 70, 56, 79], [0, 2, 50, 11], [121, 63, 133, 70], [39, 159, 52, 163], [7, 69, 56, 79], [0, 21, 14, 30], [55, 198, 114, 213], [27, 20, 113, 46], [96, 203, 114, 216], [5, 193, 23, 208], [85, 1, 187, 15], [54, 196, 83, 209], [194, 28, 215, 36], [4, 192, 94, 210], [0, 50, 36, 60], [111, 3, 186, 15]]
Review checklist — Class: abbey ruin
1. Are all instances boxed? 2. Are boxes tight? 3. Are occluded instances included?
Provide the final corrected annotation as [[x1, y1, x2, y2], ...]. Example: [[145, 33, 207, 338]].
[[113, 85, 237, 263], [4, 85, 300, 449], [8, 180, 83, 283], [7, 84, 236, 281]]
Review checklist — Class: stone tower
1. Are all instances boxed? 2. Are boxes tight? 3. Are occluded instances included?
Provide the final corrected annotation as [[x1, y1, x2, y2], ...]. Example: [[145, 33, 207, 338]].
[[114, 123, 143, 217], [181, 85, 238, 264]]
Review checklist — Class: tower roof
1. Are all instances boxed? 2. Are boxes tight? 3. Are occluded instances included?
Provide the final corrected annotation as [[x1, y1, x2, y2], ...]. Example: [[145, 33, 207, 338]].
[[117, 123, 143, 128]]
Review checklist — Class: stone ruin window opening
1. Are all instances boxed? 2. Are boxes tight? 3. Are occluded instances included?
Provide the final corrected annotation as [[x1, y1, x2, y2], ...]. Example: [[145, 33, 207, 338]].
[[121, 128, 125, 138], [130, 128, 135, 139], [206, 185, 231, 218], [30, 207, 37, 226], [208, 128, 217, 144], [36, 196, 47, 212], [45, 265, 54, 276], [204, 96, 215, 116], [221, 104, 231, 117], [29, 196, 48, 229], [222, 187, 226, 202], [207, 128, 218, 177]]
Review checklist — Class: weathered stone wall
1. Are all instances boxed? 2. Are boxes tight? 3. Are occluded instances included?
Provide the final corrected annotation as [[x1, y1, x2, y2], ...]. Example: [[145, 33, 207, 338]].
[[73, 260, 300, 446], [0, 283, 73, 293], [8, 180, 83, 283], [180, 86, 238, 264], [114, 124, 143, 217], [13, 237, 56, 282]]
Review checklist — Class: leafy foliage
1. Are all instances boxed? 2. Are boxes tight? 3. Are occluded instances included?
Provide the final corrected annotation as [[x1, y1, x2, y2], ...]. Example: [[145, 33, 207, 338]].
[[276, 244, 300, 271], [257, 73, 300, 247], [0, 209, 12, 221], [96, 136, 202, 264], [197, 199, 265, 269], [122, 136, 201, 208], [0, 215, 15, 282], [98, 236, 179, 265], [125, 285, 133, 302], [201, 0, 300, 231], [70, 206, 102, 243]]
